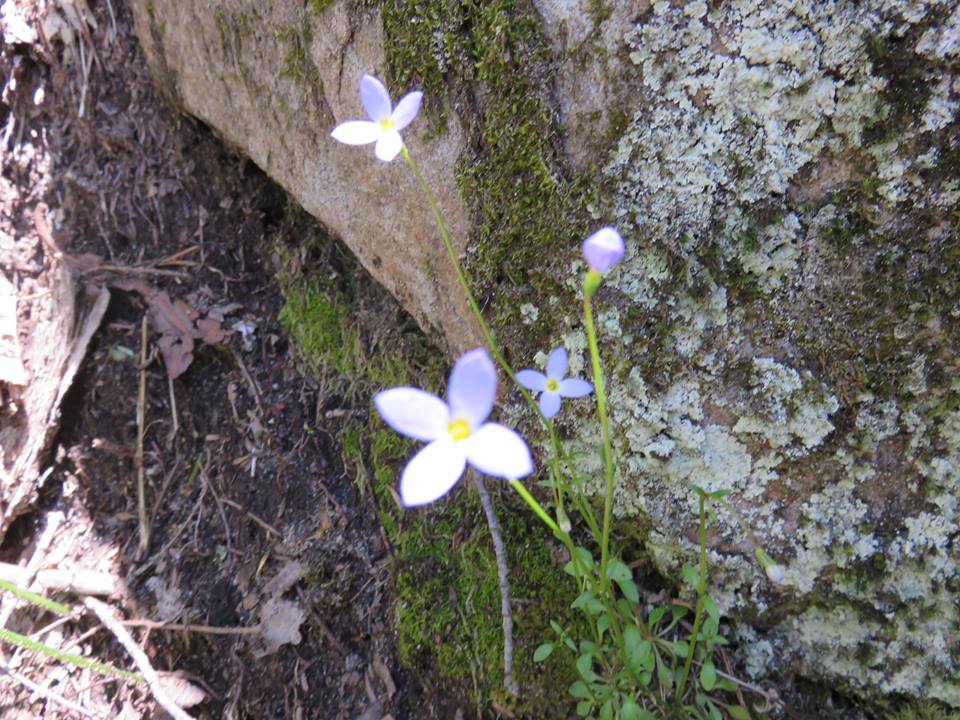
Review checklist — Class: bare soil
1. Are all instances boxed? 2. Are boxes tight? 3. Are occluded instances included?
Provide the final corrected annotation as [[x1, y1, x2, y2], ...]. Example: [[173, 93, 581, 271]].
[[1, 2, 452, 717]]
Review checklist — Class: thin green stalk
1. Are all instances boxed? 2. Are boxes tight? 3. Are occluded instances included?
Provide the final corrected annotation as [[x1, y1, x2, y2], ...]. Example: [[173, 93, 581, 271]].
[[676, 493, 709, 701], [0, 627, 142, 682], [0, 580, 71, 617], [582, 287, 616, 588], [509, 480, 563, 537], [401, 147, 553, 424]]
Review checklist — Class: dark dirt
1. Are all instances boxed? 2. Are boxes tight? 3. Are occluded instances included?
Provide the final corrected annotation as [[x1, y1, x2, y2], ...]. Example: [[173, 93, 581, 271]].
[[0, 1, 457, 717]]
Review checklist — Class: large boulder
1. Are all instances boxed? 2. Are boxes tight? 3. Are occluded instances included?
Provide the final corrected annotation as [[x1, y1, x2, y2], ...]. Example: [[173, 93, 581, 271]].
[[130, 0, 960, 706]]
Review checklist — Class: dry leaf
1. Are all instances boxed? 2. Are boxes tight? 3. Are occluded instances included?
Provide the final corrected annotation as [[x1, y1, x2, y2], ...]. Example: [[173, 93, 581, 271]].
[[156, 672, 207, 709]]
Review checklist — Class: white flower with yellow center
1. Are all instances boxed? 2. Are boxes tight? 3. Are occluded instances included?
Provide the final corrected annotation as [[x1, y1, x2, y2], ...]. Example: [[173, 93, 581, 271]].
[[330, 74, 423, 162], [516, 347, 593, 419], [374, 348, 534, 506]]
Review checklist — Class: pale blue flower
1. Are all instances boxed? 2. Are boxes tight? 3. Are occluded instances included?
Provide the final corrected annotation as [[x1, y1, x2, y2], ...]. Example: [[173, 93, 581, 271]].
[[516, 347, 593, 419], [331, 74, 422, 162], [582, 226, 625, 273], [375, 348, 534, 506]]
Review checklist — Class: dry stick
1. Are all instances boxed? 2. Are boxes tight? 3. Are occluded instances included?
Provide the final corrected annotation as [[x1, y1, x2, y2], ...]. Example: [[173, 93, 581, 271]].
[[82, 597, 194, 720], [136, 316, 150, 559], [473, 474, 518, 696], [120, 619, 259, 637]]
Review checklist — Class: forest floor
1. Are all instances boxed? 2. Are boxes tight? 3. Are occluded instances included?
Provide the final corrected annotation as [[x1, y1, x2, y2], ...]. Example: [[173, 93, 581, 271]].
[[0, 1, 469, 717]]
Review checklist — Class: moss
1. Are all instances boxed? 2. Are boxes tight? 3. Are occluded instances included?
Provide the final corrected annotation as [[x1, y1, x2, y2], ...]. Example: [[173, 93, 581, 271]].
[[886, 701, 960, 720], [275, 24, 316, 84], [278, 284, 359, 377], [308, 0, 335, 14], [377, 0, 601, 355]]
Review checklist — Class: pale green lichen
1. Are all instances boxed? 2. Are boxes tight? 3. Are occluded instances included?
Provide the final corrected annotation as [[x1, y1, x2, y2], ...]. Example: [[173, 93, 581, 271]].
[[555, 0, 960, 707]]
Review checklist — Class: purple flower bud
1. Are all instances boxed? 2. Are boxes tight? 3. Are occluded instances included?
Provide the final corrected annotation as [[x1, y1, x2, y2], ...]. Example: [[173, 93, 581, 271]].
[[582, 227, 625, 273]]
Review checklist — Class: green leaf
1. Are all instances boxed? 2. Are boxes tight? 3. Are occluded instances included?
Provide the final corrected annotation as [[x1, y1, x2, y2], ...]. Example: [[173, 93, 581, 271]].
[[550, 619, 564, 635], [597, 613, 610, 636], [575, 700, 592, 716], [620, 700, 641, 720], [618, 578, 640, 604], [533, 643, 553, 662], [623, 626, 654, 673], [569, 680, 592, 700], [599, 699, 614, 720], [700, 660, 717, 691], [576, 653, 598, 682], [564, 636, 577, 651], [605, 558, 632, 584], [703, 595, 720, 620], [648, 607, 667, 627], [657, 661, 673, 690], [572, 591, 606, 615], [708, 703, 723, 720], [727, 706, 751, 720], [682, 563, 699, 589]]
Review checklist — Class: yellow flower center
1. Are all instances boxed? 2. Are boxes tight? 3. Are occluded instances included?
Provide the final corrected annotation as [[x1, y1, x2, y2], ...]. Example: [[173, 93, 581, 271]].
[[379, 118, 396, 131], [447, 418, 471, 442], [546, 379, 560, 393]]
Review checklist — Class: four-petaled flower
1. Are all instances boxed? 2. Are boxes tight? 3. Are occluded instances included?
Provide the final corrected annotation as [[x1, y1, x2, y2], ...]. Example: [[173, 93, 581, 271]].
[[374, 348, 534, 506], [330, 74, 422, 162], [582, 226, 625, 273], [516, 347, 593, 419]]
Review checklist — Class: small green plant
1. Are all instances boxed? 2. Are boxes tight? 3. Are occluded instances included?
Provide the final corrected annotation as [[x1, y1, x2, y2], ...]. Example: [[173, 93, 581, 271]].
[[331, 73, 782, 717]]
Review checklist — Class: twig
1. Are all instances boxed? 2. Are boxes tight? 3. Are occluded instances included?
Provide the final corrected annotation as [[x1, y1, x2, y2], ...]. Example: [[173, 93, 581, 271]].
[[0, 563, 121, 598], [120, 619, 259, 636], [473, 473, 518, 696], [221, 498, 280, 537], [136, 316, 150, 559], [82, 597, 194, 720]]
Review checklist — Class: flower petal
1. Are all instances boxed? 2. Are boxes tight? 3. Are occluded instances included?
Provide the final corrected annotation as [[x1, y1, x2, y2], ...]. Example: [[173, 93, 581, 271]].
[[515, 369, 547, 392], [390, 91, 423, 131], [374, 387, 449, 441], [448, 348, 496, 428], [559, 378, 593, 398], [359, 74, 392, 122], [539, 391, 561, 419], [331, 120, 381, 146], [400, 438, 466, 506], [464, 423, 533, 479], [374, 130, 403, 161], [546, 346, 568, 381], [582, 226, 625, 273]]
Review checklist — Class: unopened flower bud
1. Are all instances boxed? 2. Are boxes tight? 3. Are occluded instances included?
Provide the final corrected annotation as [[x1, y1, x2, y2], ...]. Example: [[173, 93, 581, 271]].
[[755, 548, 783, 584], [582, 226, 625, 273]]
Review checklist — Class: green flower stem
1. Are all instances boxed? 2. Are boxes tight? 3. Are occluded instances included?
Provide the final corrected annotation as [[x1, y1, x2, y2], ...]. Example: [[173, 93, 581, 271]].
[[401, 148, 555, 424], [509, 480, 563, 537], [0, 627, 142, 682], [582, 283, 616, 591], [676, 492, 709, 701]]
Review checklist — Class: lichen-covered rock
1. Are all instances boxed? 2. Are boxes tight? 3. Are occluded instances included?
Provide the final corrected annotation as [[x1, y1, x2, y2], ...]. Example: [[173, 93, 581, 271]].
[[131, 0, 960, 706]]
